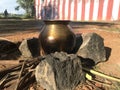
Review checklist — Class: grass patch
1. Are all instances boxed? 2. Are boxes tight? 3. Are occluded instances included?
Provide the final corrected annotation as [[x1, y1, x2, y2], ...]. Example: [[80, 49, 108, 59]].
[[0, 13, 35, 19]]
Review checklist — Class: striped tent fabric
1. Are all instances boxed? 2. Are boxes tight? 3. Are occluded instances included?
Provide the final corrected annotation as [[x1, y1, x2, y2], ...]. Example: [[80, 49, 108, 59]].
[[35, 0, 120, 21]]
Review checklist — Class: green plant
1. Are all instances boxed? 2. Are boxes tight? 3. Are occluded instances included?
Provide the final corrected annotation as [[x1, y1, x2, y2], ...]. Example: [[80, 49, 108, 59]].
[[16, 0, 35, 17]]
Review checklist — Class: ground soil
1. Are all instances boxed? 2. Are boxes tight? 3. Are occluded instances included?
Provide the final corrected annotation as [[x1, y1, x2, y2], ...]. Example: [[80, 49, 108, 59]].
[[0, 21, 120, 90]]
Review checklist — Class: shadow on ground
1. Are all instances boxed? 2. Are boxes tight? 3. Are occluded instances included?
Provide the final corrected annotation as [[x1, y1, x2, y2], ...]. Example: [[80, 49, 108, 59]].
[[105, 47, 112, 60]]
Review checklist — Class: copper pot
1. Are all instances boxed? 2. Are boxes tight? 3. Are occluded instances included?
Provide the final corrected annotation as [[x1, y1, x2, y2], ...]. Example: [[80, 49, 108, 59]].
[[39, 20, 76, 54]]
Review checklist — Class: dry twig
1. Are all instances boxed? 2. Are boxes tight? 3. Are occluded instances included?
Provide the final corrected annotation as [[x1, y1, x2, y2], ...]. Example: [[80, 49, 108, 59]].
[[0, 73, 10, 87], [15, 60, 26, 90], [0, 56, 42, 90]]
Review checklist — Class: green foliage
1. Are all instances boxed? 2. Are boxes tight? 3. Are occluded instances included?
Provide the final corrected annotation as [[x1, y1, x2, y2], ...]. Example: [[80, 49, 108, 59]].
[[16, 0, 35, 17], [0, 13, 32, 19], [22, 13, 34, 19], [15, 6, 20, 11]]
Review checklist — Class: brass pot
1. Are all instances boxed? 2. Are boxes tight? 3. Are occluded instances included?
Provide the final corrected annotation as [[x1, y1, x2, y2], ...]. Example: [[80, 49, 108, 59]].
[[39, 20, 76, 54]]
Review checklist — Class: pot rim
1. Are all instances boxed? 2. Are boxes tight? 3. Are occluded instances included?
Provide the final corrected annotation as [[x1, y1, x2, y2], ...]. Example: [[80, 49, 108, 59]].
[[42, 20, 71, 24]]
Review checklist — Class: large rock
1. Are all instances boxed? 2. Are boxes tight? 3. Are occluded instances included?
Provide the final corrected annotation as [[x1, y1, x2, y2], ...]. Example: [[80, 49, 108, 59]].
[[35, 52, 84, 90], [0, 39, 21, 60], [77, 33, 106, 64], [19, 38, 39, 58]]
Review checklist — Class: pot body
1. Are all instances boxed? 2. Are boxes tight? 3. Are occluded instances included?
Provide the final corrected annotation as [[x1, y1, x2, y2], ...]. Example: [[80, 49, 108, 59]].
[[39, 20, 76, 54]]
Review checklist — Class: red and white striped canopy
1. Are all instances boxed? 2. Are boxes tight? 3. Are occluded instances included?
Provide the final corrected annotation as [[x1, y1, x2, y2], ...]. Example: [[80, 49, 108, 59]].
[[35, 0, 120, 21]]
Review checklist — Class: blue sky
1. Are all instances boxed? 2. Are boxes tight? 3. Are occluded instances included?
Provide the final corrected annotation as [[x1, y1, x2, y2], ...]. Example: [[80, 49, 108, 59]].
[[0, 0, 25, 14]]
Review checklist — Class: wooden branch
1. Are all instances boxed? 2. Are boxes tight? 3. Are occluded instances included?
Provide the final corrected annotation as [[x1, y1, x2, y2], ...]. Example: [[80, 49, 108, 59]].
[[16, 71, 34, 90], [0, 56, 43, 89], [15, 60, 26, 90], [0, 58, 40, 77], [0, 63, 22, 77], [0, 73, 10, 86]]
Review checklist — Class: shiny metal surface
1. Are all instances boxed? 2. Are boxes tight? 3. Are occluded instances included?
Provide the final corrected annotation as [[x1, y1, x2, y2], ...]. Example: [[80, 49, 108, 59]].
[[39, 20, 76, 54]]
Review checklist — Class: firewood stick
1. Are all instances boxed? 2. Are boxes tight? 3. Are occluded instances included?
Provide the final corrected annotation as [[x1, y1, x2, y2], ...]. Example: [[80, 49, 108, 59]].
[[0, 58, 40, 77], [0, 73, 10, 86], [22, 73, 35, 90], [14, 58, 40, 90], [19, 71, 34, 90], [0, 57, 42, 89], [15, 60, 26, 90], [0, 63, 22, 77]]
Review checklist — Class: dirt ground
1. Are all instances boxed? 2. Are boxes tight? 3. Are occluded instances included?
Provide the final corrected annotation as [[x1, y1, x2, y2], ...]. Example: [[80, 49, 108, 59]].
[[0, 22, 120, 89]]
